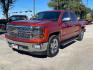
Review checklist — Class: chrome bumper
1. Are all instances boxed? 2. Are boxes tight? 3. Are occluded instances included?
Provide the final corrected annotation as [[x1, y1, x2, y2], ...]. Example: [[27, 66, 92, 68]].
[[7, 39, 48, 52]]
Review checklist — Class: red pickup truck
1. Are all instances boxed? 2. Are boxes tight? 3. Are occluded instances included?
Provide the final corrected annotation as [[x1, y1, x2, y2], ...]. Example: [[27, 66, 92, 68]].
[[6, 10, 86, 57]]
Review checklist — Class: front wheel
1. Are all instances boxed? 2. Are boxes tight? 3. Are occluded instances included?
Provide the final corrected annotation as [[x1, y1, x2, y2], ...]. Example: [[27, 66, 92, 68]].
[[47, 35, 59, 57]]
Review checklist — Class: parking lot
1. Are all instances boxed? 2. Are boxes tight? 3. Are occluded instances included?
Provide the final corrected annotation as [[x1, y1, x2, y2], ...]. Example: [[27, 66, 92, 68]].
[[0, 25, 93, 70]]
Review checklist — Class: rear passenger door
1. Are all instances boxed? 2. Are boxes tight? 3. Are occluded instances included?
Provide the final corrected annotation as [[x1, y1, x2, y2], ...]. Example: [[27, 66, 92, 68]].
[[70, 12, 80, 36]]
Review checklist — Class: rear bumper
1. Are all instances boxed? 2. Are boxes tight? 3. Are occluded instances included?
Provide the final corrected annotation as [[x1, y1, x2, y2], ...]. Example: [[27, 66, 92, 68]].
[[7, 39, 48, 54]]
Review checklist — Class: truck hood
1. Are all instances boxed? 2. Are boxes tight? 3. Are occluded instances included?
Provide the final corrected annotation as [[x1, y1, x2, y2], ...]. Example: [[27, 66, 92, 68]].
[[16, 20, 47, 24], [9, 20, 54, 26]]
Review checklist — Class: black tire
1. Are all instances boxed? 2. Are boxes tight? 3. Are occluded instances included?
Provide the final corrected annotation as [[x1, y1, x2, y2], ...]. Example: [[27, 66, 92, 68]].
[[47, 35, 59, 57], [77, 30, 84, 41]]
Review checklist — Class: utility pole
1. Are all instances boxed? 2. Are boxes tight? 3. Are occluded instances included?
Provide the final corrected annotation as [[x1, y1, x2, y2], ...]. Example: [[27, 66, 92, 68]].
[[87, 0, 88, 7], [85, 0, 88, 18], [57, 0, 60, 10], [33, 0, 35, 16]]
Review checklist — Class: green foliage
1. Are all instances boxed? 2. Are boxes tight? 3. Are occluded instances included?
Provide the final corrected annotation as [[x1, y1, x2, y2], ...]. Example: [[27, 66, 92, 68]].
[[48, 0, 91, 19]]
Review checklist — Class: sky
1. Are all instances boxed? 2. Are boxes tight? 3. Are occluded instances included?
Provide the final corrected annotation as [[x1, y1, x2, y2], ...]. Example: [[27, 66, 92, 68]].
[[0, 0, 93, 18]]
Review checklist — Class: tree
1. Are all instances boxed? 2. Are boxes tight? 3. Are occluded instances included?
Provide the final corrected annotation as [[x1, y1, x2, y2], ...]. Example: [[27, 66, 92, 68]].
[[48, 0, 81, 10], [91, 9, 93, 19], [48, 0, 90, 19], [0, 0, 16, 19]]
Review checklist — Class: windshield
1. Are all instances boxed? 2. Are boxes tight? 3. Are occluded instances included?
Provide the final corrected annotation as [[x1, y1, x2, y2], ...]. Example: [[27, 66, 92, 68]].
[[34, 12, 61, 20], [10, 16, 26, 21]]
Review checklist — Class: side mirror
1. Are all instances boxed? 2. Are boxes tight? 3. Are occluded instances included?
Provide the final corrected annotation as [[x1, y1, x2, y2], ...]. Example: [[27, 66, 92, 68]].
[[62, 17, 71, 22], [77, 17, 80, 20]]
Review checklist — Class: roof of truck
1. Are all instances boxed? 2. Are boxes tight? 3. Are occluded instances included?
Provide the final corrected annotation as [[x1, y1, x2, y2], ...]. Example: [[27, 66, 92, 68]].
[[10, 15, 27, 17], [42, 10, 64, 12]]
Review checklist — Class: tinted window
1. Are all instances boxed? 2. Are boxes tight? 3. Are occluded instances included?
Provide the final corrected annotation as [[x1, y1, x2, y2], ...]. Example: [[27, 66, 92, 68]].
[[62, 11, 70, 19], [70, 12, 77, 22], [10, 16, 27, 21], [34, 12, 61, 20]]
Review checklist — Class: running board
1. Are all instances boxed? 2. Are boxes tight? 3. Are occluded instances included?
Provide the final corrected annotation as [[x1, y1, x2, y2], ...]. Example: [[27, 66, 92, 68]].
[[61, 37, 78, 46]]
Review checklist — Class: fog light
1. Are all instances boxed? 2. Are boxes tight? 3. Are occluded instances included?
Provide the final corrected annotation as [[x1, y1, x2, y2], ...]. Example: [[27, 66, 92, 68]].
[[33, 44, 41, 49]]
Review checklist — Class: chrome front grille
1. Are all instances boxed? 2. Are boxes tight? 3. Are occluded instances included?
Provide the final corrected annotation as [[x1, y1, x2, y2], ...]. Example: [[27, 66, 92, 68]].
[[7, 25, 32, 39]]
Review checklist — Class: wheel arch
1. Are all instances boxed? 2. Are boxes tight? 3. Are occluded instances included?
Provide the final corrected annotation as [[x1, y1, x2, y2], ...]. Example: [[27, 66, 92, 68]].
[[49, 32, 60, 38]]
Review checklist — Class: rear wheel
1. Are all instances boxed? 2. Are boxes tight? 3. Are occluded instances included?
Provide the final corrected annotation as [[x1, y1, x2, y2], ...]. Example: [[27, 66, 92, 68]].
[[47, 35, 59, 57], [77, 30, 84, 41]]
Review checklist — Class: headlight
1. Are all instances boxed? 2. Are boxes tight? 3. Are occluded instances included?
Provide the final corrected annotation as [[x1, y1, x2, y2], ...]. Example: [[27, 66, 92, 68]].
[[32, 26, 44, 38]]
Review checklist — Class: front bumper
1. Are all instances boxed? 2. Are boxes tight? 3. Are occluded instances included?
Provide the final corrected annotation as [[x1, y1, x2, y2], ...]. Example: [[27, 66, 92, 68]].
[[7, 39, 48, 54]]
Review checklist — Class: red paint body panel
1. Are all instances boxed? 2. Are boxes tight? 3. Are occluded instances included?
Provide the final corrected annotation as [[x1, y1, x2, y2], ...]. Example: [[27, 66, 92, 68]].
[[6, 10, 85, 43]]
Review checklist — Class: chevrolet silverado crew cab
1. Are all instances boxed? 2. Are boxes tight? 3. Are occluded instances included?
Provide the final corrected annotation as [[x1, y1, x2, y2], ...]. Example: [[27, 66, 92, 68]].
[[6, 10, 86, 57]]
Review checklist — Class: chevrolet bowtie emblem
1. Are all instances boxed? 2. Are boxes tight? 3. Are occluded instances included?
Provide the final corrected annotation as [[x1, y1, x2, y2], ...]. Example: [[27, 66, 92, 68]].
[[13, 29, 18, 34]]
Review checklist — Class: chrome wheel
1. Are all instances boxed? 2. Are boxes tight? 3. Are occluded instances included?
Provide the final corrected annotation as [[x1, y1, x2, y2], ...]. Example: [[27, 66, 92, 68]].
[[47, 35, 59, 57], [50, 39, 58, 54]]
